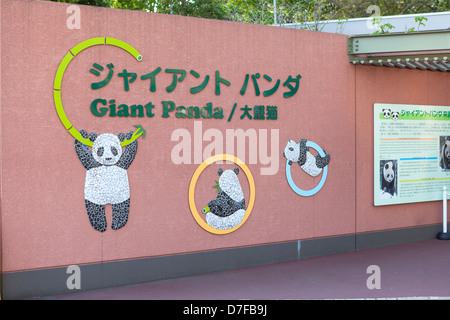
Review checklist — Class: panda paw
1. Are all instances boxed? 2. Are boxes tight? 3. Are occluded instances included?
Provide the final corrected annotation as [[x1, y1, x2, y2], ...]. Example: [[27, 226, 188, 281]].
[[88, 132, 97, 142], [126, 131, 134, 140], [78, 130, 97, 142], [79, 129, 88, 139], [298, 139, 308, 166], [118, 131, 134, 142], [315, 152, 330, 169]]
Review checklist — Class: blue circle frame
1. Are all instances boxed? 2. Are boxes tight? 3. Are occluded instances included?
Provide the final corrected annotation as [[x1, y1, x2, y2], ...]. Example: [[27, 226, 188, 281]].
[[285, 140, 328, 197]]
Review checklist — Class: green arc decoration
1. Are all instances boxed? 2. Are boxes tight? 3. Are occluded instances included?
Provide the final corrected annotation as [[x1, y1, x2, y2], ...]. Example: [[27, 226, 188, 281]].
[[53, 37, 144, 147]]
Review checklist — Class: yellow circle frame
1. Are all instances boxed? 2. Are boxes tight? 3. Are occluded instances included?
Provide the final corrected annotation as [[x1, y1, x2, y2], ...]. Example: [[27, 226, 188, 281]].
[[188, 154, 256, 234]]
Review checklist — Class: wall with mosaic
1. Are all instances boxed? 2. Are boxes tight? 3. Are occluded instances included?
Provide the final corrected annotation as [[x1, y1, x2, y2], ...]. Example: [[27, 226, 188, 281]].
[[0, 0, 448, 280]]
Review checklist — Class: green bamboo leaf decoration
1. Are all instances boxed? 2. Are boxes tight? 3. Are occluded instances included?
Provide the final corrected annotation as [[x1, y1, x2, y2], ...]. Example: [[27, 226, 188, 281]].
[[213, 180, 220, 192]]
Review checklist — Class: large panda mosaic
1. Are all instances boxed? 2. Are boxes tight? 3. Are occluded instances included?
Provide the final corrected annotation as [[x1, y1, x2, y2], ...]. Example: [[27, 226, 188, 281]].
[[52, 38, 145, 232], [75, 130, 138, 231]]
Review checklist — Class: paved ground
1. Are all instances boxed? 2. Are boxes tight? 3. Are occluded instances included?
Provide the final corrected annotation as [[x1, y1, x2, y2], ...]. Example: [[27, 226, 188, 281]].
[[38, 239, 450, 300]]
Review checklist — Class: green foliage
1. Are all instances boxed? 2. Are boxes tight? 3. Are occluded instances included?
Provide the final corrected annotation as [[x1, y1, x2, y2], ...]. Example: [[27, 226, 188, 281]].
[[332, 0, 450, 19], [213, 180, 220, 192], [157, 0, 229, 20], [111, 0, 156, 11], [371, 17, 395, 34], [415, 15, 428, 30], [407, 16, 428, 32], [225, 0, 275, 24], [48, 0, 156, 10], [44, 0, 450, 25], [48, 0, 112, 7]]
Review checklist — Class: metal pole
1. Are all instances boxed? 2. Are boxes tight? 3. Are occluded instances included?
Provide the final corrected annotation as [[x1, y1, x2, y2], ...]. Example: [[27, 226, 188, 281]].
[[437, 186, 450, 239], [444, 186, 447, 233], [274, 0, 277, 25]]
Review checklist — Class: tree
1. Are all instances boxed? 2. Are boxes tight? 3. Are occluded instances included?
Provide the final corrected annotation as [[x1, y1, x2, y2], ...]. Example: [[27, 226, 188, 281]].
[[224, 0, 350, 30], [156, 0, 229, 20], [283, 0, 348, 30], [225, 0, 275, 24], [48, 0, 112, 7], [111, 0, 156, 12], [48, 0, 157, 10], [330, 0, 450, 19], [45, 0, 450, 25]]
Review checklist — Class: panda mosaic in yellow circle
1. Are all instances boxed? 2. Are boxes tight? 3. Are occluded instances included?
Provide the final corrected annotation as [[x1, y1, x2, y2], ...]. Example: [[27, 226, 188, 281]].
[[202, 167, 247, 230], [188, 154, 255, 234]]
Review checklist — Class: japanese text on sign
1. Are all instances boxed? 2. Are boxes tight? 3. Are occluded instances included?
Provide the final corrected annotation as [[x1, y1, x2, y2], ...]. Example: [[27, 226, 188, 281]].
[[88, 62, 302, 121]]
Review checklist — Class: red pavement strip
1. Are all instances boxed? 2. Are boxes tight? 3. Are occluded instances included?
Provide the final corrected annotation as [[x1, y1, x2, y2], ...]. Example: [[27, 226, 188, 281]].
[[37, 239, 450, 300]]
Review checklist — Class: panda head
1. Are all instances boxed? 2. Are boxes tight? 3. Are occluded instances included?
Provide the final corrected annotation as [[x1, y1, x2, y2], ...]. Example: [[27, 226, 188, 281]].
[[382, 109, 391, 119], [217, 167, 244, 202], [392, 112, 399, 120], [444, 141, 450, 159], [383, 161, 395, 183], [91, 133, 122, 166], [283, 140, 300, 163]]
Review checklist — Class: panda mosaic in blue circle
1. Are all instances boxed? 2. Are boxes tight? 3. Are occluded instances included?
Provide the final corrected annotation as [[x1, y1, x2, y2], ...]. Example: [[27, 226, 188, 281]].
[[202, 167, 246, 230], [75, 130, 138, 232], [283, 138, 331, 197], [283, 139, 330, 177]]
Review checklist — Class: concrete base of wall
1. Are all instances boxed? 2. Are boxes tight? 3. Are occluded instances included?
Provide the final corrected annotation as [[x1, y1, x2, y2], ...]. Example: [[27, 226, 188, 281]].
[[1, 223, 446, 300]]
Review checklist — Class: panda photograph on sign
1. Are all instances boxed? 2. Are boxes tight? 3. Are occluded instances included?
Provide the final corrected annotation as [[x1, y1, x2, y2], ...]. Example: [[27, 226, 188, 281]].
[[439, 136, 450, 171], [380, 160, 397, 198]]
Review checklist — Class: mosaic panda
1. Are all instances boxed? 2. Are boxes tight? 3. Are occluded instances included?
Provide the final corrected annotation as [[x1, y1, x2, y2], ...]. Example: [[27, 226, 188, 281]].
[[283, 139, 330, 177], [381, 160, 396, 196], [202, 167, 246, 230], [75, 130, 138, 232]]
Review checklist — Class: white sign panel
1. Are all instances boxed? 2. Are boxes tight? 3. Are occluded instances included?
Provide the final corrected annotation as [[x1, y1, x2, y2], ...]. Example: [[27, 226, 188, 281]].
[[374, 103, 450, 206]]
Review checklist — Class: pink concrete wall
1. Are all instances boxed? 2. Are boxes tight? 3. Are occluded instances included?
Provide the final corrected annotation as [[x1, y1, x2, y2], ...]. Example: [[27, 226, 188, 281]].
[[0, 0, 3, 275], [0, 0, 446, 274], [355, 67, 450, 233]]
